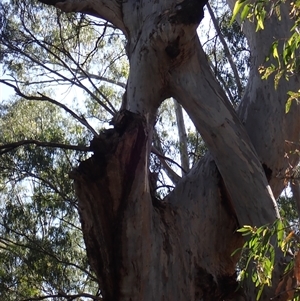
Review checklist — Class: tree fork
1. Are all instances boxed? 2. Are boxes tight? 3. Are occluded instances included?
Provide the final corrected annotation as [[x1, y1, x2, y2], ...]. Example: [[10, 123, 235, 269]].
[[37, 0, 300, 300]]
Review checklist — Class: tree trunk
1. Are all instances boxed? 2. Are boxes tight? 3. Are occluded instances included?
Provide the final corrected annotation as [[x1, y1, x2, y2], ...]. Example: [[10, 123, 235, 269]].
[[42, 0, 300, 300]]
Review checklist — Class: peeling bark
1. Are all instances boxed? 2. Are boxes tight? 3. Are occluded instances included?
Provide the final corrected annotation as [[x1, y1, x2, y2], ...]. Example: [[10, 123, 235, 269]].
[[70, 111, 153, 300], [170, 38, 280, 226]]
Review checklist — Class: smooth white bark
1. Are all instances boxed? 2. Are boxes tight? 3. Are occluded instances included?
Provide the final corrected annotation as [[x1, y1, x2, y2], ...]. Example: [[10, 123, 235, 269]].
[[170, 38, 280, 226]]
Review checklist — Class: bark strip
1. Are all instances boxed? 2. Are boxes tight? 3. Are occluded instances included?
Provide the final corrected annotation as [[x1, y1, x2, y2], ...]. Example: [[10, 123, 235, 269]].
[[70, 111, 153, 300]]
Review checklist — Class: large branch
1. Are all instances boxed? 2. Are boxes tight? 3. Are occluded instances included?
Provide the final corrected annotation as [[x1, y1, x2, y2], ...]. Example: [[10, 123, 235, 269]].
[[171, 38, 279, 227], [70, 111, 154, 300], [168, 6, 298, 298], [226, 0, 300, 197], [38, 0, 127, 35]]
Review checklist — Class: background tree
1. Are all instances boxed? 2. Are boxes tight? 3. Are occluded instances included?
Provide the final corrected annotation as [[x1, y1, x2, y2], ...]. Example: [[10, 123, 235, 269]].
[[0, 0, 299, 300], [0, 100, 99, 299]]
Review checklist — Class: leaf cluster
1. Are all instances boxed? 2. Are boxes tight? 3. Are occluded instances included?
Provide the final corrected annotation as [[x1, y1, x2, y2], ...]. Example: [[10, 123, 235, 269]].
[[231, 0, 300, 112], [236, 218, 300, 301]]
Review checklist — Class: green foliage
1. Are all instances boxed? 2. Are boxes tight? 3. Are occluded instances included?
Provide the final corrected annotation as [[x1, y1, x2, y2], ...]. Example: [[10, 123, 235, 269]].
[[0, 99, 99, 299], [0, 0, 127, 120], [236, 222, 279, 300], [201, 0, 250, 105], [236, 217, 300, 301], [234, 183, 300, 300], [259, 24, 300, 92], [231, 0, 300, 112], [230, 0, 282, 31]]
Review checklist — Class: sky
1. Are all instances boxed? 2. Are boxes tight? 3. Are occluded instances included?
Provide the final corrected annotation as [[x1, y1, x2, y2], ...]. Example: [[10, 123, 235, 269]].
[[0, 65, 15, 102], [0, 4, 213, 103]]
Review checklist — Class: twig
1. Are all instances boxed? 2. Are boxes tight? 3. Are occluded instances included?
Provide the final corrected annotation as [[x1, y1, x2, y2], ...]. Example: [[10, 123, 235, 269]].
[[0, 79, 99, 137], [0, 139, 90, 155]]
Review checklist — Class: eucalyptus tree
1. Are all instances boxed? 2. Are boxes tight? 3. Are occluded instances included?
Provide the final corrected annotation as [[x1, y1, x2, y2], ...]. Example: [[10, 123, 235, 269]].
[[0, 0, 299, 301], [0, 100, 99, 300]]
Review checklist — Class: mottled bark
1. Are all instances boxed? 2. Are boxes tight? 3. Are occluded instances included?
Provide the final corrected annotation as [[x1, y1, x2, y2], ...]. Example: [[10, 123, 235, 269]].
[[41, 0, 300, 300], [170, 38, 280, 226]]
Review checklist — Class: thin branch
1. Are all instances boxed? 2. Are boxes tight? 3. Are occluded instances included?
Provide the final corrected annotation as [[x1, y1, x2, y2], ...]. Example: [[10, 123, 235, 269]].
[[1, 28, 116, 117], [52, 14, 117, 114], [100, 52, 126, 83], [208, 59, 236, 106], [151, 145, 182, 185], [207, 2, 243, 99], [0, 225, 98, 282], [80, 20, 108, 66], [0, 79, 99, 137], [1, 77, 79, 87], [21, 291, 102, 301], [39, 92, 99, 136], [20, 170, 68, 200], [151, 146, 185, 173], [18, 16, 117, 116], [0, 139, 90, 155], [76, 72, 126, 89]]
